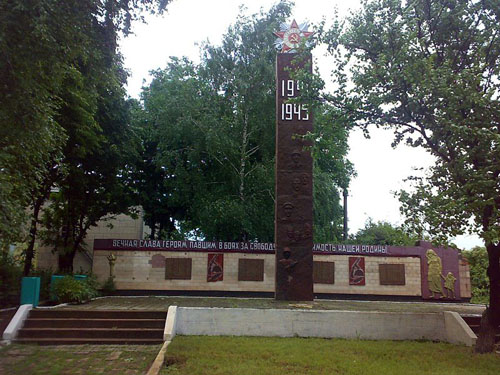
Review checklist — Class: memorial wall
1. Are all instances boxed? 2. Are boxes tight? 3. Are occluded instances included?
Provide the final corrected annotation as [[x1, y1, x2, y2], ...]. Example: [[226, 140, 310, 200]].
[[92, 239, 471, 300]]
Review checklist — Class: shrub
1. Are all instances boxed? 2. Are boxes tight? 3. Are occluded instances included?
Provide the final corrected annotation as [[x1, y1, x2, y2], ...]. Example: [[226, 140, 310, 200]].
[[0, 251, 23, 307], [52, 275, 99, 304], [462, 247, 489, 304]]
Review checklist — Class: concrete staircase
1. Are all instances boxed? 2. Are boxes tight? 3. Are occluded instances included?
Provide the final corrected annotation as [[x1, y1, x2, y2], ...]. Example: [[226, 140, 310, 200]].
[[461, 314, 500, 343], [15, 309, 166, 345]]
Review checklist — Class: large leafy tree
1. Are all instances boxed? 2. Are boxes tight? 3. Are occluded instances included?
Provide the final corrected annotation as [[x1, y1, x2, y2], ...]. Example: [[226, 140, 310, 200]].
[[133, 58, 208, 240], [324, 0, 500, 352], [0, 0, 171, 272], [134, 3, 354, 242], [0, 0, 87, 252]]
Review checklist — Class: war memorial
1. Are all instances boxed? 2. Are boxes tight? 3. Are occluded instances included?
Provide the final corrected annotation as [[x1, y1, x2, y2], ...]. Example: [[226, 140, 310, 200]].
[[5, 3, 500, 372], [2, 20, 486, 375], [90, 21, 471, 303]]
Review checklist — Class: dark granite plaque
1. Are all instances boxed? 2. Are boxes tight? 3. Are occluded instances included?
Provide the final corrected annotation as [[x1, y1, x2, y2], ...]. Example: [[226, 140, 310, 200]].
[[238, 259, 265, 281], [165, 258, 192, 280], [275, 53, 314, 301], [313, 261, 335, 284], [379, 264, 406, 285]]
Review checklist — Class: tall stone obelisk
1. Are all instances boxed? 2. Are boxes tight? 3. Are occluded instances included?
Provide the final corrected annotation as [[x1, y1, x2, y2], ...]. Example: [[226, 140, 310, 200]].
[[274, 20, 314, 301]]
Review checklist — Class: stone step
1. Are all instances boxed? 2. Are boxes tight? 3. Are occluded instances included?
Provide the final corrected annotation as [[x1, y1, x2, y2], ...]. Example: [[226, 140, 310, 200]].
[[15, 309, 167, 345], [29, 309, 166, 320], [23, 318, 165, 329], [460, 315, 500, 342], [14, 337, 163, 345], [17, 327, 163, 339]]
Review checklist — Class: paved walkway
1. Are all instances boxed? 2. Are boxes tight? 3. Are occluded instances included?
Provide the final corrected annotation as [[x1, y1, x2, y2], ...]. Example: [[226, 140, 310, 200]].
[[0, 344, 161, 375], [50, 296, 486, 315]]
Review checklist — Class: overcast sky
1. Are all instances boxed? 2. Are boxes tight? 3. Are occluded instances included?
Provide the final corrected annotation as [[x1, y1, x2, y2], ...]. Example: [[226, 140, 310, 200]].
[[119, 0, 482, 249]]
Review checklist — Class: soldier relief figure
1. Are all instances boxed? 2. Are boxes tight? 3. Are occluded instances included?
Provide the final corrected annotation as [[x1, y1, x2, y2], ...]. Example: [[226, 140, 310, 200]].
[[289, 150, 303, 169], [282, 202, 294, 221], [279, 247, 298, 271], [286, 223, 312, 243]]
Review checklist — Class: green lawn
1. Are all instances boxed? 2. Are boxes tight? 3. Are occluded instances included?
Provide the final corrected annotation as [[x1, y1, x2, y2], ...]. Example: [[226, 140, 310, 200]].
[[162, 336, 500, 375]]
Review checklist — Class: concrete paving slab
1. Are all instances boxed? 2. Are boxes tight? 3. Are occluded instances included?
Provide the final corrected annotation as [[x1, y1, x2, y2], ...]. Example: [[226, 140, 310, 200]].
[[51, 296, 485, 315]]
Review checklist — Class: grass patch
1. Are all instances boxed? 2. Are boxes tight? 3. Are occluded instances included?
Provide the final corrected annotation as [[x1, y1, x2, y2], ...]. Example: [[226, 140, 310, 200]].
[[161, 336, 500, 375], [0, 344, 161, 375]]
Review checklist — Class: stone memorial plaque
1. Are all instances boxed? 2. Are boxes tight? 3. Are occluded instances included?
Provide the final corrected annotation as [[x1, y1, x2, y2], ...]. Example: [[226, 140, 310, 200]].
[[379, 263, 406, 285], [165, 258, 192, 280]]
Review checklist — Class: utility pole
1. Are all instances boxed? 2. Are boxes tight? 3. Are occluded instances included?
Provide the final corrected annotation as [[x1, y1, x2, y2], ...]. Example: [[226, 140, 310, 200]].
[[343, 189, 348, 241]]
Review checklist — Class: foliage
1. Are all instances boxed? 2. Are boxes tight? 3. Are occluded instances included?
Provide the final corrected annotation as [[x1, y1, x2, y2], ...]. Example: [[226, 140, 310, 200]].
[[0, 251, 23, 307], [313, 106, 354, 242], [323, 0, 500, 245], [322, 0, 500, 351], [0, 0, 172, 271], [134, 3, 354, 242], [463, 247, 489, 304], [52, 275, 99, 304], [350, 219, 418, 246]]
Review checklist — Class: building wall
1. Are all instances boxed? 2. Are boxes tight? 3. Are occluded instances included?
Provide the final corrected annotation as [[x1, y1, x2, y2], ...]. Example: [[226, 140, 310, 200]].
[[93, 250, 422, 296], [35, 212, 144, 272]]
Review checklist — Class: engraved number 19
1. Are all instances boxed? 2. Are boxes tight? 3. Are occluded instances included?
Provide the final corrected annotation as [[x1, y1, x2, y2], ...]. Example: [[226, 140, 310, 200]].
[[281, 79, 303, 97]]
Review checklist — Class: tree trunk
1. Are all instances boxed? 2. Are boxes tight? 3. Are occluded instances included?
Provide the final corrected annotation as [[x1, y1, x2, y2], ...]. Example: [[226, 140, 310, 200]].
[[57, 226, 87, 274], [239, 114, 249, 203], [150, 215, 156, 239], [24, 201, 42, 275], [58, 251, 74, 273], [475, 242, 500, 353]]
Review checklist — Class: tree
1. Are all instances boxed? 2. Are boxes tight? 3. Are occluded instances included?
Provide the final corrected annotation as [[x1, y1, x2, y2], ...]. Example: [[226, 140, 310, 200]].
[[323, 0, 500, 352], [0, 0, 88, 252], [0, 0, 172, 272], [313, 105, 354, 242], [194, 4, 292, 241], [133, 58, 207, 240], [463, 246, 489, 304], [350, 219, 418, 246], [134, 3, 354, 242]]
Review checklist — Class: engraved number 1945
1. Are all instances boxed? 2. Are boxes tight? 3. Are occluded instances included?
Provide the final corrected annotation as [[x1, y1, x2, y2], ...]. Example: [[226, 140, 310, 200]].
[[281, 103, 309, 121]]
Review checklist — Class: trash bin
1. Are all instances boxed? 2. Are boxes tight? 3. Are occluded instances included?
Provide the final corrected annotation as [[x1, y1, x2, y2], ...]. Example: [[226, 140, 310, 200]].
[[73, 275, 88, 282], [20, 277, 40, 307], [50, 275, 65, 301]]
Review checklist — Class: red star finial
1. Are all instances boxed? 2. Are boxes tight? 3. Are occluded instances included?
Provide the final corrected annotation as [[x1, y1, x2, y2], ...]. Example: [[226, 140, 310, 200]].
[[274, 19, 314, 53]]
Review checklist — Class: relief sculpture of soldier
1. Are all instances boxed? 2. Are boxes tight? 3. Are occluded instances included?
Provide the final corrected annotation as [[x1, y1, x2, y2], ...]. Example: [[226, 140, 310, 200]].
[[288, 150, 303, 169], [286, 223, 312, 243]]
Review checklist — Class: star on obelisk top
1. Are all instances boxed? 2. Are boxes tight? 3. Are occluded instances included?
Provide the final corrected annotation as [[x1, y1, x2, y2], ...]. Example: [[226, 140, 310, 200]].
[[274, 19, 314, 53]]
